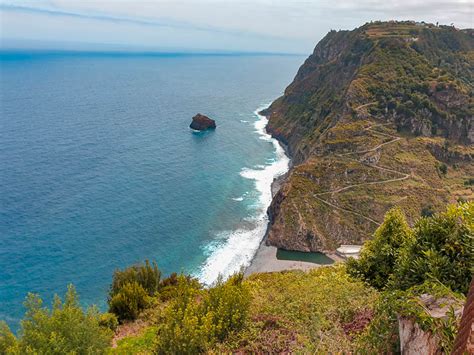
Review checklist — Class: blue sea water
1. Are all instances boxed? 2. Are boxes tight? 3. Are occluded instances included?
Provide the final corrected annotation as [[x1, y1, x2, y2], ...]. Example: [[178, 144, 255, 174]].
[[0, 51, 303, 329]]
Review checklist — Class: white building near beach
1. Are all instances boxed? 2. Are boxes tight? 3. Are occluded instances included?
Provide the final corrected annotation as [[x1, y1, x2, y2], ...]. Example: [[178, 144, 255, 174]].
[[336, 245, 362, 260]]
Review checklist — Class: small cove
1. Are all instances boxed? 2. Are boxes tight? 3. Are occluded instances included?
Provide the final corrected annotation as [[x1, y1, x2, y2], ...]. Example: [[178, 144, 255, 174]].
[[276, 249, 335, 265]]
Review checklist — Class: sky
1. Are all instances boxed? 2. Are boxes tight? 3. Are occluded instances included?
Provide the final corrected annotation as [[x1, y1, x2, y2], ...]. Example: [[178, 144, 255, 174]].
[[1, 0, 472, 54]]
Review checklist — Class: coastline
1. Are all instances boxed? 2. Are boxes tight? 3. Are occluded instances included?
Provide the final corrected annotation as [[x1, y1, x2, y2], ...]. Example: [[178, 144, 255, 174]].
[[244, 115, 341, 276], [244, 148, 341, 276], [197, 105, 336, 282], [196, 105, 291, 284]]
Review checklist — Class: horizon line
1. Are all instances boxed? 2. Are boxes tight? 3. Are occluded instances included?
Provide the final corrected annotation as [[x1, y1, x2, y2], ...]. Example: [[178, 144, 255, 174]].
[[0, 48, 307, 57]]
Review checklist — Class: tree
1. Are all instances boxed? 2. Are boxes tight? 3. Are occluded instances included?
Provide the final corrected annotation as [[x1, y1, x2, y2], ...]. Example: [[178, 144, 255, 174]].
[[108, 260, 161, 321], [393, 202, 473, 294], [154, 273, 250, 353], [0, 321, 18, 354], [109, 281, 149, 321], [110, 260, 161, 298], [347, 208, 413, 289], [1, 285, 112, 354], [438, 162, 448, 175], [349, 203, 473, 295]]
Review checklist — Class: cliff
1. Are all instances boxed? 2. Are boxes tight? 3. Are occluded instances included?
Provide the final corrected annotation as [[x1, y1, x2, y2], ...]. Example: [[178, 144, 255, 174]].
[[264, 21, 474, 252]]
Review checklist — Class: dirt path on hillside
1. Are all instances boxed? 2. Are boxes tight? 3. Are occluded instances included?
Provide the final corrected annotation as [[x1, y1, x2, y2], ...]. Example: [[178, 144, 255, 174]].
[[312, 109, 410, 226]]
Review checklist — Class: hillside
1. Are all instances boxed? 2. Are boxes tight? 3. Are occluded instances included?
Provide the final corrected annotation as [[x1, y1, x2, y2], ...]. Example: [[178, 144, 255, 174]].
[[2, 202, 471, 353], [263, 21, 474, 252]]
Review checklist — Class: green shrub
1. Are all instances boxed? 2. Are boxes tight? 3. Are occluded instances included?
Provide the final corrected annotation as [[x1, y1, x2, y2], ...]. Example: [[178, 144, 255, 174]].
[[0, 321, 18, 354], [464, 178, 474, 186], [99, 312, 119, 331], [438, 162, 448, 175], [108, 260, 161, 321], [158, 273, 201, 302], [357, 281, 465, 353], [355, 289, 401, 353], [160, 272, 178, 288], [349, 202, 473, 295], [109, 281, 149, 321], [393, 202, 473, 294], [110, 260, 161, 298], [1, 285, 112, 354], [421, 205, 435, 217], [216, 265, 379, 353], [154, 273, 250, 353], [347, 208, 413, 289], [205, 273, 250, 342]]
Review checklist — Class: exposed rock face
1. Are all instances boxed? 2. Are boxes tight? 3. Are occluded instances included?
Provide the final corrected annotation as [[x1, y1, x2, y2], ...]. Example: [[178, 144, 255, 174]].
[[263, 21, 474, 252], [190, 114, 216, 131], [398, 317, 440, 354], [398, 293, 464, 354]]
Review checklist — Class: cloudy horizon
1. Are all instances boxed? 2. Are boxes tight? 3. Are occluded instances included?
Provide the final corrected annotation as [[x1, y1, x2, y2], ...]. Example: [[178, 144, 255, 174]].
[[1, 0, 472, 54]]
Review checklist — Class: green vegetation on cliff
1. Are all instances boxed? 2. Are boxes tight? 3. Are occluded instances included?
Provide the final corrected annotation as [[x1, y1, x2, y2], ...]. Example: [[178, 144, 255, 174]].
[[0, 286, 112, 354], [347, 203, 473, 294], [265, 21, 473, 252], [2, 202, 471, 353], [113, 203, 472, 353]]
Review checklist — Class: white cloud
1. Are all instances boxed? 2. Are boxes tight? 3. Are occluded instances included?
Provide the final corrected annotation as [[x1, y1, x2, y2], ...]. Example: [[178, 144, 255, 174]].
[[1, 0, 472, 53]]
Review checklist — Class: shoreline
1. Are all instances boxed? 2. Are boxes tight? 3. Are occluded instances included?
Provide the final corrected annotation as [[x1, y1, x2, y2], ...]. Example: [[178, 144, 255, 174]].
[[196, 105, 291, 284], [244, 124, 339, 276]]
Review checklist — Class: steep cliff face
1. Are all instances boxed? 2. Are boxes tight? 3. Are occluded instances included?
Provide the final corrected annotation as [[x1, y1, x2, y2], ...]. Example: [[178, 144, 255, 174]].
[[265, 21, 474, 252]]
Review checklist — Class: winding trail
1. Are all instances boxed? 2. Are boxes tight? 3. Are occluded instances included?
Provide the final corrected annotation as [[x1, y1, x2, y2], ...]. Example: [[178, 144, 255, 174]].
[[311, 106, 411, 225]]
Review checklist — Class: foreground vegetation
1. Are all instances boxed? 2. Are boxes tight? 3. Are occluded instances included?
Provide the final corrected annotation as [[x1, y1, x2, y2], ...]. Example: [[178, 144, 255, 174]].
[[347, 202, 472, 352], [1, 202, 471, 353]]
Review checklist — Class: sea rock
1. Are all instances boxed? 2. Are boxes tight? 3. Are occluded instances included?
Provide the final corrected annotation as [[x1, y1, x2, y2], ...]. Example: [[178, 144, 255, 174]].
[[190, 114, 216, 131]]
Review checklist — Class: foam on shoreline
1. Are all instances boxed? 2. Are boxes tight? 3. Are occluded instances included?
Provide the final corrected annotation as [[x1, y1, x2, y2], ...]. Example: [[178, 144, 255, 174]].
[[197, 105, 290, 285]]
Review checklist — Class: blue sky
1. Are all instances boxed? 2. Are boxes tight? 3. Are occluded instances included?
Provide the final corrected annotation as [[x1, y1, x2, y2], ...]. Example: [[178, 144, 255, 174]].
[[1, 0, 472, 53]]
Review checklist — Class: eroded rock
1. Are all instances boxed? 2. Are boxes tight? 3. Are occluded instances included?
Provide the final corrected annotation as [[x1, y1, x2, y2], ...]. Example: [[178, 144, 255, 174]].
[[190, 114, 216, 131]]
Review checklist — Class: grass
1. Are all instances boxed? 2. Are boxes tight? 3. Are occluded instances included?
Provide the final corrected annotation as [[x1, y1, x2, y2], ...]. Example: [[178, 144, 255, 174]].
[[110, 266, 379, 354], [111, 326, 156, 354], [215, 265, 378, 353]]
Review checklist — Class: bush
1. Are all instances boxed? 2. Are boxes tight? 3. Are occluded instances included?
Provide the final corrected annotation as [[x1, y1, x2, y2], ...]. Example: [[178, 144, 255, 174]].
[[160, 272, 178, 288], [438, 162, 448, 175], [349, 202, 473, 295], [357, 281, 464, 353], [464, 178, 474, 186], [0, 285, 112, 354], [347, 208, 413, 290], [109, 281, 149, 321], [0, 322, 18, 354], [215, 265, 379, 353], [421, 205, 435, 217], [154, 273, 250, 353], [99, 312, 119, 331], [205, 273, 250, 342], [158, 273, 201, 302], [393, 202, 473, 294], [108, 260, 161, 321], [110, 260, 161, 298], [355, 289, 401, 353]]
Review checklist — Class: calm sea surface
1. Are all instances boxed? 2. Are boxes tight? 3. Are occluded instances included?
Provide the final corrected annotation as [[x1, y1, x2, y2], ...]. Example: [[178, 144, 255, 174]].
[[0, 52, 303, 329]]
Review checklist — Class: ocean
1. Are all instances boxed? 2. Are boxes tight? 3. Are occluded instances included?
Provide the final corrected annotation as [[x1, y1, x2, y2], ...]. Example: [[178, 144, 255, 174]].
[[0, 51, 303, 329]]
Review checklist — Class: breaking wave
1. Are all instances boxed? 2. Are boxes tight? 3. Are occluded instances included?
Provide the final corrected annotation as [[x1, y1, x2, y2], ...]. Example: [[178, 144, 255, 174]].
[[197, 104, 290, 285]]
